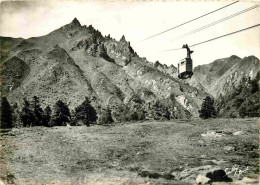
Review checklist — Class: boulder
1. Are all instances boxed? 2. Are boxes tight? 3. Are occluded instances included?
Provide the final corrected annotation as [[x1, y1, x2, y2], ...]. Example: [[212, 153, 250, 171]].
[[206, 169, 232, 182], [196, 174, 211, 184]]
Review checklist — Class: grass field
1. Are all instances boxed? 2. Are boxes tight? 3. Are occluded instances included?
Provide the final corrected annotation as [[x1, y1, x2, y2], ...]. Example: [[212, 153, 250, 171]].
[[0, 118, 259, 184]]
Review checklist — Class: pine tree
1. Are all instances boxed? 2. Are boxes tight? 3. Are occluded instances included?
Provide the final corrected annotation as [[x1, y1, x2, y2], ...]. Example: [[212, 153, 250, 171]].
[[32, 96, 44, 126], [74, 97, 97, 126], [51, 100, 71, 126], [199, 96, 217, 119], [0, 97, 13, 128], [43, 106, 52, 127], [20, 98, 35, 127]]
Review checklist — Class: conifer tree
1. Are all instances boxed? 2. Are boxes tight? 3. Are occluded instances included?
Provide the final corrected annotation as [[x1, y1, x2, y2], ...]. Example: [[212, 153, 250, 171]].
[[199, 96, 217, 119], [74, 97, 97, 126], [51, 100, 71, 126], [43, 105, 52, 127], [20, 98, 35, 127], [32, 96, 44, 126], [0, 97, 13, 128]]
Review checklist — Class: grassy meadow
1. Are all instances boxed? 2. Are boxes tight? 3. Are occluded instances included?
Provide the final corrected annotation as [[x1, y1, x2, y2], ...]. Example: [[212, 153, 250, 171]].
[[0, 118, 259, 184]]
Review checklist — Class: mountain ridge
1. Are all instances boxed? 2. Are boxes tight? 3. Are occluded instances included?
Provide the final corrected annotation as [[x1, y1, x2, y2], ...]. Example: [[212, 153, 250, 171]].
[[1, 18, 258, 120], [187, 55, 259, 98], [1, 18, 209, 120]]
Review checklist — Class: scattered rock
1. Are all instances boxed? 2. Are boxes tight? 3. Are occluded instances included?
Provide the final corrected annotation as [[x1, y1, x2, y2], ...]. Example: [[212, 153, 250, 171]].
[[162, 173, 175, 180], [242, 177, 258, 184], [139, 170, 150, 178], [196, 174, 211, 184], [202, 159, 226, 165], [148, 172, 161, 179], [0, 179, 5, 185], [233, 131, 243, 135], [173, 165, 220, 181], [206, 169, 232, 182], [201, 131, 224, 137], [138, 170, 174, 180], [138, 170, 161, 179], [223, 146, 234, 151]]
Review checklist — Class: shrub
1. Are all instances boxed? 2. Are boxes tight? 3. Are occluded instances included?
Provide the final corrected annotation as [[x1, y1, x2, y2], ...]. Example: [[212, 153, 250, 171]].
[[97, 107, 114, 125]]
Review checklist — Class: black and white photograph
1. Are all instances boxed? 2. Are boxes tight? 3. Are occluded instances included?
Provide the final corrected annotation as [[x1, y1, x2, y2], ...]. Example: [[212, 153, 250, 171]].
[[0, 0, 259, 184]]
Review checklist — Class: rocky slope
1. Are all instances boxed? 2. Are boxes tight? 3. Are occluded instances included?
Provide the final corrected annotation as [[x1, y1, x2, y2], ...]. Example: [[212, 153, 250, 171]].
[[1, 18, 211, 119], [186, 55, 259, 98], [215, 71, 259, 118]]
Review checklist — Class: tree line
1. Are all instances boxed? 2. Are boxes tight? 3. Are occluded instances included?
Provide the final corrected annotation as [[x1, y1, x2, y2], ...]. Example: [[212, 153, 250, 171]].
[[2, 89, 255, 129], [0, 96, 108, 129], [1, 94, 192, 129]]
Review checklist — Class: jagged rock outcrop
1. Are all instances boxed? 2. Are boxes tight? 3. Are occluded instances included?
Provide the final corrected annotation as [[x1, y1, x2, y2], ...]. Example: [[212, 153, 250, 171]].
[[154, 60, 178, 78]]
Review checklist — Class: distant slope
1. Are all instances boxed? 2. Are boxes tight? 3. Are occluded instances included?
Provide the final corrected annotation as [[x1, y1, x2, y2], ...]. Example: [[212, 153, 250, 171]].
[[186, 55, 259, 98], [0, 36, 23, 64], [215, 72, 259, 118], [0, 18, 209, 120]]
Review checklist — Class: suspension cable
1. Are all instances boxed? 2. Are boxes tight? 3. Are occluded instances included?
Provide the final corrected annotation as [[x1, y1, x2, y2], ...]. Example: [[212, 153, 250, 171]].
[[159, 24, 260, 52], [141, 1, 239, 42], [172, 4, 259, 41]]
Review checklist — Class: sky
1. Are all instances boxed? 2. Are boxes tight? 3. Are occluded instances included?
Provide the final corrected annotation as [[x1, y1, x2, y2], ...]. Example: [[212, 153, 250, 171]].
[[0, 0, 259, 67]]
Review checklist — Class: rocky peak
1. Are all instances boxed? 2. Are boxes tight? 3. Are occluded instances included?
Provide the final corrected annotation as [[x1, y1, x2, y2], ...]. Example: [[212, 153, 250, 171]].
[[154, 61, 161, 68], [228, 55, 240, 61], [119, 35, 127, 43], [70, 18, 81, 28]]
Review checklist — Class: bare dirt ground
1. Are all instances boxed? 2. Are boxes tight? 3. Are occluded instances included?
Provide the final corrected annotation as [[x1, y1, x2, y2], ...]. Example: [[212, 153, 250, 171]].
[[0, 118, 259, 185]]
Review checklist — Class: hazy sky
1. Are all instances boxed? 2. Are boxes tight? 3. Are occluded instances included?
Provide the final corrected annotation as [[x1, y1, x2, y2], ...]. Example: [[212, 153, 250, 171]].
[[0, 0, 259, 67]]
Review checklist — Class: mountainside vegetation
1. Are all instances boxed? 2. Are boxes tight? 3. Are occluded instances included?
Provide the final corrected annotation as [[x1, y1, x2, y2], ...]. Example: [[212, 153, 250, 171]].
[[187, 55, 259, 98], [215, 72, 259, 118]]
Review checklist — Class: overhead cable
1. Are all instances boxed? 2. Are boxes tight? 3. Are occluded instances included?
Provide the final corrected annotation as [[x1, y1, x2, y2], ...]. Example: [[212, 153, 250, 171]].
[[159, 23, 260, 52], [141, 1, 239, 41], [172, 4, 259, 41]]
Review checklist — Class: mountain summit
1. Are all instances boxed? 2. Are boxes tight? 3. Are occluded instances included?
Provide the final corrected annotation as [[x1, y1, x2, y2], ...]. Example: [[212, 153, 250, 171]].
[[70, 18, 81, 28]]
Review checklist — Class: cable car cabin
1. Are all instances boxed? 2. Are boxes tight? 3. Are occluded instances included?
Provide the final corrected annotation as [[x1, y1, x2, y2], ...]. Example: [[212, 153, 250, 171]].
[[178, 58, 193, 79], [177, 44, 194, 79]]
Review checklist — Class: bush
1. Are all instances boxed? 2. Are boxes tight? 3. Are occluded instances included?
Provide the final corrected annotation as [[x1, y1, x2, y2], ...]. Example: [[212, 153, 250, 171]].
[[97, 107, 114, 125]]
